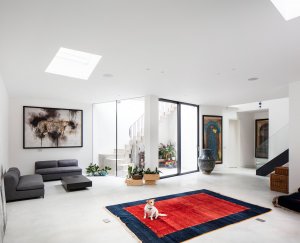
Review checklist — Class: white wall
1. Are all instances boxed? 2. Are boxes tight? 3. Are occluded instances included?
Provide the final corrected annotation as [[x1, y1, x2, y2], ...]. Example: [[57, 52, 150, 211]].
[[267, 99, 289, 160], [233, 98, 289, 163], [144, 96, 159, 169], [9, 98, 93, 175], [93, 102, 116, 161], [0, 73, 9, 177], [238, 112, 255, 168], [289, 81, 300, 193]]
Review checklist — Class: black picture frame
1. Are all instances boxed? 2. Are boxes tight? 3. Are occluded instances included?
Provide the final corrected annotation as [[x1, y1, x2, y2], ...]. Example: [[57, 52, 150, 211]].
[[202, 115, 223, 164], [23, 106, 83, 149], [255, 119, 269, 159]]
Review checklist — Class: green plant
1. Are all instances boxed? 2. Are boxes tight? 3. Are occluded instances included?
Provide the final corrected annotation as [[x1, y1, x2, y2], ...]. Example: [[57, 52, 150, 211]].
[[159, 144, 165, 158], [132, 166, 144, 176], [86, 163, 100, 175], [86, 163, 111, 176], [144, 167, 162, 174], [165, 143, 176, 159], [159, 143, 176, 159], [128, 164, 133, 178]]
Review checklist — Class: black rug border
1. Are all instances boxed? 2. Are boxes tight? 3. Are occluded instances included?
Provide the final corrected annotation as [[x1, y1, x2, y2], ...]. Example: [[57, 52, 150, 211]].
[[106, 189, 271, 243]]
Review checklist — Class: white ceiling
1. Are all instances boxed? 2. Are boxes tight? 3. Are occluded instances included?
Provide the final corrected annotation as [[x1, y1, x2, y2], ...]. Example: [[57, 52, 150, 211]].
[[0, 0, 300, 106]]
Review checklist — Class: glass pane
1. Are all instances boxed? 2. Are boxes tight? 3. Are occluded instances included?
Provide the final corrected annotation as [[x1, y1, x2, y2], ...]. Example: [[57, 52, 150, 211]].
[[117, 98, 145, 177], [159, 101, 178, 176], [181, 104, 198, 173], [93, 102, 116, 175]]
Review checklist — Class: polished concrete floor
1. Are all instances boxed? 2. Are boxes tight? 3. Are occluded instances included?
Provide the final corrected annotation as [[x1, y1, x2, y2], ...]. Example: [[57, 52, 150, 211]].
[[4, 167, 300, 243]]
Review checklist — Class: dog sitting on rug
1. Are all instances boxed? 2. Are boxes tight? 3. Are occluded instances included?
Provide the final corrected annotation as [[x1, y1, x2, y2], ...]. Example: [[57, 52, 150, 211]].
[[144, 199, 167, 220]]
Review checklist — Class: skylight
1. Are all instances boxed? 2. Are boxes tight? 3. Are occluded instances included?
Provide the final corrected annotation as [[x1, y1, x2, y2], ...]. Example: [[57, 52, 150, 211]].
[[270, 0, 300, 21], [45, 47, 101, 80]]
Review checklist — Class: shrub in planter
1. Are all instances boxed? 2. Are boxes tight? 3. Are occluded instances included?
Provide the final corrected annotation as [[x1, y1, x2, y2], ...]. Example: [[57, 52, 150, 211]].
[[86, 163, 111, 176], [131, 166, 144, 180], [143, 167, 161, 180]]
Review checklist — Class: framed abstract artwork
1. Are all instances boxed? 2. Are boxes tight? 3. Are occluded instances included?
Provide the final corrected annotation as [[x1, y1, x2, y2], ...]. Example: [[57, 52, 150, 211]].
[[202, 115, 222, 164], [255, 119, 269, 159], [23, 106, 83, 148]]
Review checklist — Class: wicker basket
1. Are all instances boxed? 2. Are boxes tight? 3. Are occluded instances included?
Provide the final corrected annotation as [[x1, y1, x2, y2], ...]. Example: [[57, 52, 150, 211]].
[[274, 167, 289, 176], [270, 173, 288, 193]]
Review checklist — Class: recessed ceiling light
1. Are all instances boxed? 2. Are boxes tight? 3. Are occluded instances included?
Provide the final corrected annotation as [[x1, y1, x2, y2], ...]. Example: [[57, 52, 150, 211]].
[[103, 73, 114, 78], [270, 0, 300, 21], [45, 47, 101, 80], [248, 77, 259, 81]]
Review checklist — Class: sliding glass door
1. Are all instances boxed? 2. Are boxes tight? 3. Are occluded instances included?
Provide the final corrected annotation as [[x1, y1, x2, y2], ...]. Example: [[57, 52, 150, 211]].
[[158, 100, 178, 176], [93, 97, 144, 177], [159, 99, 199, 178], [181, 104, 198, 173]]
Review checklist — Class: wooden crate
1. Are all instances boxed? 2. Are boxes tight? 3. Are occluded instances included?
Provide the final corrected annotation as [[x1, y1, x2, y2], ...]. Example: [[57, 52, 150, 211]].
[[275, 167, 289, 176], [144, 174, 160, 185], [143, 174, 160, 181], [270, 173, 288, 193], [125, 178, 143, 186], [144, 180, 157, 185]]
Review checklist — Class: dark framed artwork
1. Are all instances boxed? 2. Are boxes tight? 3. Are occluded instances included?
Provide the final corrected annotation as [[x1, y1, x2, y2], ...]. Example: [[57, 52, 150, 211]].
[[23, 106, 83, 148], [202, 115, 223, 164], [255, 119, 269, 158]]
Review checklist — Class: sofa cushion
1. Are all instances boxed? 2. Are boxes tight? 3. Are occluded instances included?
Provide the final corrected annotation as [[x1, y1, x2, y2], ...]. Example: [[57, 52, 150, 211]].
[[58, 159, 78, 167], [35, 166, 82, 175], [35, 160, 58, 169], [8, 167, 21, 178], [17, 174, 44, 191], [4, 169, 20, 189]]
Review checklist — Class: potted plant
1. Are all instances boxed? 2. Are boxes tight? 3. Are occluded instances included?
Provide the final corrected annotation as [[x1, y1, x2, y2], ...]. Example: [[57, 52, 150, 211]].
[[159, 144, 165, 159], [143, 167, 162, 181], [131, 166, 144, 180], [86, 163, 100, 176], [86, 163, 111, 176], [98, 166, 111, 176]]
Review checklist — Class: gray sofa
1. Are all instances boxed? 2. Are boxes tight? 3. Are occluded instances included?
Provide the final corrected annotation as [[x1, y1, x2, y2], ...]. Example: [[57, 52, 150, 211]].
[[4, 167, 44, 202], [35, 159, 82, 181]]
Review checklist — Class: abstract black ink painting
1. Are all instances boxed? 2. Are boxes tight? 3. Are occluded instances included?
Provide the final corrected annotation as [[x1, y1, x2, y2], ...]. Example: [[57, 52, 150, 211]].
[[23, 106, 83, 148]]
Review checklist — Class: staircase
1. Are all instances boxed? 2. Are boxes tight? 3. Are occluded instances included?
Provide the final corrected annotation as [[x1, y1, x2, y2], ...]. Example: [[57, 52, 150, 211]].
[[99, 147, 131, 177], [256, 149, 289, 176], [99, 115, 145, 177], [159, 102, 177, 120]]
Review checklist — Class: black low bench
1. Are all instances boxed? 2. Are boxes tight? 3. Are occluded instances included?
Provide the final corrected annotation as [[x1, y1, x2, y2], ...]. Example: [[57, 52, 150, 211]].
[[61, 175, 92, 191], [273, 188, 300, 213]]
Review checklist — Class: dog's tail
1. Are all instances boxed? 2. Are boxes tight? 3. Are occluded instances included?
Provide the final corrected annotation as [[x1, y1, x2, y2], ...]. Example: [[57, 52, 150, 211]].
[[158, 213, 167, 217]]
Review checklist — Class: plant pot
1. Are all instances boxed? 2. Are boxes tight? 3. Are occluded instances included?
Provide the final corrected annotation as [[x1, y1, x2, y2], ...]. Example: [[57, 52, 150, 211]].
[[198, 149, 215, 174], [98, 171, 108, 176], [132, 174, 143, 180]]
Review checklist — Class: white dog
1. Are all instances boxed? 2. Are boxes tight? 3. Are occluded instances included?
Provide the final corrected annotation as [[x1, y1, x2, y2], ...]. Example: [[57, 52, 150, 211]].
[[144, 199, 167, 220]]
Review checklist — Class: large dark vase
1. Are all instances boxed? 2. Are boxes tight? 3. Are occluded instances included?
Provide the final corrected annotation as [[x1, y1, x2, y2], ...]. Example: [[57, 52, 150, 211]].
[[198, 149, 216, 174]]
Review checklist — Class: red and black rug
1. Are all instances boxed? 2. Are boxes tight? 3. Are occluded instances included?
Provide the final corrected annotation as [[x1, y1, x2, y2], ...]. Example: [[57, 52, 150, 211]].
[[106, 189, 271, 242]]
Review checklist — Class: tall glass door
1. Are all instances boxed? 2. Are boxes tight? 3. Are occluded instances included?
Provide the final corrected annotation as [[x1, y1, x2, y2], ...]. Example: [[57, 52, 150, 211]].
[[181, 104, 198, 173], [93, 97, 145, 177], [159, 99, 199, 178], [158, 100, 178, 176]]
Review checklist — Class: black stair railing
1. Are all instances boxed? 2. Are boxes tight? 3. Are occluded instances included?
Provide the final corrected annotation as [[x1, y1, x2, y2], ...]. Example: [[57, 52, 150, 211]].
[[256, 149, 289, 176]]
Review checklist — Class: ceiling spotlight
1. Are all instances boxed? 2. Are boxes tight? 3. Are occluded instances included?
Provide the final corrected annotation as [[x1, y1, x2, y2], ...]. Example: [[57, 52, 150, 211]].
[[103, 73, 114, 78], [248, 77, 259, 81]]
